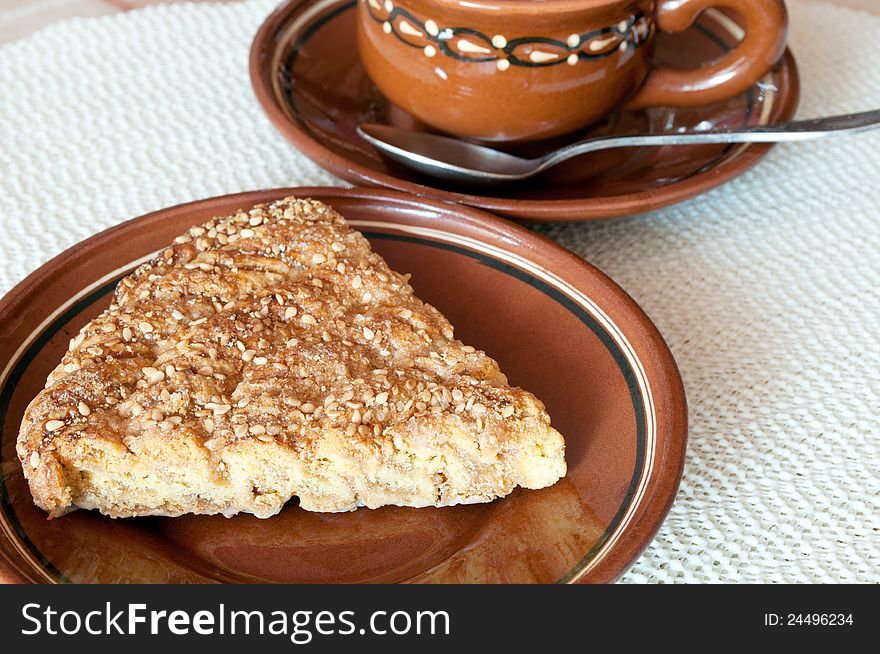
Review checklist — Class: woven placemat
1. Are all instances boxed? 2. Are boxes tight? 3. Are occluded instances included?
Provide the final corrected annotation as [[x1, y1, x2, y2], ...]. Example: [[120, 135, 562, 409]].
[[0, 0, 877, 582]]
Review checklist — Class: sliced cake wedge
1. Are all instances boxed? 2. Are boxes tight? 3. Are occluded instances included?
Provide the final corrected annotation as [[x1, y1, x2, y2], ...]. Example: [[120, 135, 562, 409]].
[[17, 197, 566, 518]]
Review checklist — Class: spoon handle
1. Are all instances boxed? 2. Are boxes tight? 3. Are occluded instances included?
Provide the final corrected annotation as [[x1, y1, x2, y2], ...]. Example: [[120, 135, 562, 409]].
[[540, 109, 880, 171]]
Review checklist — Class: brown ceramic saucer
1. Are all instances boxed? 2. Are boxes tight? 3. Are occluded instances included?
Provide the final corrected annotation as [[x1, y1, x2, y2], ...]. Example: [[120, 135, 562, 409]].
[[250, 0, 800, 222], [0, 188, 687, 584]]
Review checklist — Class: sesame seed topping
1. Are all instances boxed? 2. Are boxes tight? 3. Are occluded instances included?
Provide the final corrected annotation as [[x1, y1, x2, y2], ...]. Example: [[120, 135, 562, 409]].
[[29, 451, 40, 467], [142, 367, 166, 384], [24, 196, 551, 501]]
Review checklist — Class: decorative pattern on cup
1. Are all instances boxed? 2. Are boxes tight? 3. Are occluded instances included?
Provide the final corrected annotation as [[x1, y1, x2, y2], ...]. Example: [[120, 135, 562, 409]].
[[364, 0, 654, 71]]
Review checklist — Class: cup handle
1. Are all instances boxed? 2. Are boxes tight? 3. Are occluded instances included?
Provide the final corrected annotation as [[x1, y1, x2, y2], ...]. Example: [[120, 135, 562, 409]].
[[626, 0, 787, 110]]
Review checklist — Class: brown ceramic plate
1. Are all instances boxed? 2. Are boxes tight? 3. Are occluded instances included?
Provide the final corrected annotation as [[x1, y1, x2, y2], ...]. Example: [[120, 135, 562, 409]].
[[250, 0, 800, 222], [0, 188, 686, 584]]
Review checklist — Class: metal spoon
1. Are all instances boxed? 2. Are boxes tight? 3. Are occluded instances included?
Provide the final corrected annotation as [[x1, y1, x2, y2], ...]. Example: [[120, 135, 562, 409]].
[[357, 109, 880, 185]]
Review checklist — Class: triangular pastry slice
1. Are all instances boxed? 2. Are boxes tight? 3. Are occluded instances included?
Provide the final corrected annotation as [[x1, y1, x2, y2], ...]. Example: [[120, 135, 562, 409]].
[[18, 197, 566, 518]]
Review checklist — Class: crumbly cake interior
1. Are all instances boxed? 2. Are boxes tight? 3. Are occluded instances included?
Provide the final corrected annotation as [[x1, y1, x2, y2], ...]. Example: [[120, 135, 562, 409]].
[[17, 197, 566, 518]]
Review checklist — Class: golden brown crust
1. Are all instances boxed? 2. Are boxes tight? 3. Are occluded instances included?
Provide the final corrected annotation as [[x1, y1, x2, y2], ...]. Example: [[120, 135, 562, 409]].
[[17, 197, 566, 517]]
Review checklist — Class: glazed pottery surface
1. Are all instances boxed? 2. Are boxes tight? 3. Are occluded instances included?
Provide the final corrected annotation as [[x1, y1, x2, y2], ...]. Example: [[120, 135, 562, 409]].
[[356, 0, 787, 141], [0, 188, 687, 583], [250, 1, 801, 221]]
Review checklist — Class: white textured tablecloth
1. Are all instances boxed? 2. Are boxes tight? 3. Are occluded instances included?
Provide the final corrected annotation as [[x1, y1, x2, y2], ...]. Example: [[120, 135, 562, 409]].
[[1, 0, 878, 583]]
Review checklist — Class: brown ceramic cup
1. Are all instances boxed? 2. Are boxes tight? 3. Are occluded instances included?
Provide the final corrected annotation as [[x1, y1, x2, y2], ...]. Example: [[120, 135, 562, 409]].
[[357, 0, 788, 142]]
